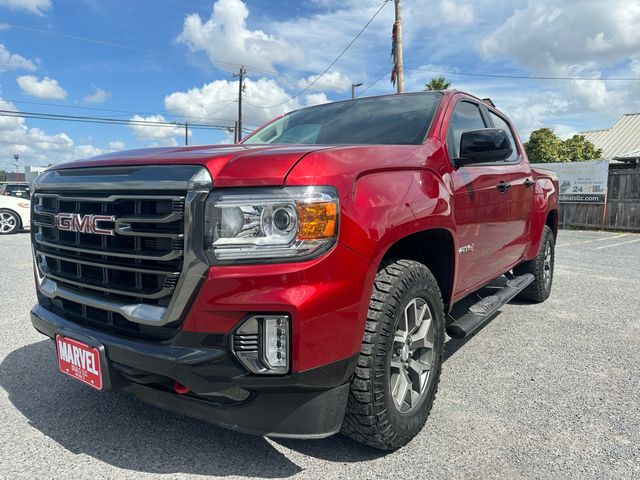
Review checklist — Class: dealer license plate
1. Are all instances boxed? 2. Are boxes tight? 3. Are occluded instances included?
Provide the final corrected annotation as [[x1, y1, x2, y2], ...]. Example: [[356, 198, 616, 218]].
[[56, 335, 103, 390]]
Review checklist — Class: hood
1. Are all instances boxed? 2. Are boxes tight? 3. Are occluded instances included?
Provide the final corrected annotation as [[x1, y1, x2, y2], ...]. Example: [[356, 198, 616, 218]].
[[51, 144, 333, 187]]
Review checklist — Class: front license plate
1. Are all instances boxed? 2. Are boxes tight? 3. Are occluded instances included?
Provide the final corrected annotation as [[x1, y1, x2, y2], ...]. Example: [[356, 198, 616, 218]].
[[56, 335, 103, 390]]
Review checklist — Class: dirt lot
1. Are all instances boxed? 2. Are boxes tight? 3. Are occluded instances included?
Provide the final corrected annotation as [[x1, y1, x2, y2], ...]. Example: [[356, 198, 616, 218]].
[[1, 229, 639, 479]]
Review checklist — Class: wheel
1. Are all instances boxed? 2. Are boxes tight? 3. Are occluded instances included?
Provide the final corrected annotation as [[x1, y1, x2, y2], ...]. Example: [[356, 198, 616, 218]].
[[341, 259, 445, 450], [0, 209, 20, 235], [514, 225, 555, 303]]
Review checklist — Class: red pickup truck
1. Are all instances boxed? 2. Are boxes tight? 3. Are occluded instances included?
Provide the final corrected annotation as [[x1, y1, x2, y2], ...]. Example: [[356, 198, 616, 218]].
[[30, 91, 558, 450]]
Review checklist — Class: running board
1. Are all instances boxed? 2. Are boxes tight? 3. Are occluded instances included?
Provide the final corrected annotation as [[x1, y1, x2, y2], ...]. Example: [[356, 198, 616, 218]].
[[446, 273, 534, 339]]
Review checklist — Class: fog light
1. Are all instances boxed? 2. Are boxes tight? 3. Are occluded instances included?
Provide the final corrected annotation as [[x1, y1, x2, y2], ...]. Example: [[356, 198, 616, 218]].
[[232, 315, 290, 375], [263, 316, 288, 371]]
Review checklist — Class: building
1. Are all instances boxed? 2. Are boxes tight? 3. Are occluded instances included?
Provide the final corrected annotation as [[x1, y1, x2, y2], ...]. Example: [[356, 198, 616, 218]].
[[580, 113, 640, 161], [24, 165, 48, 184], [2, 165, 48, 184]]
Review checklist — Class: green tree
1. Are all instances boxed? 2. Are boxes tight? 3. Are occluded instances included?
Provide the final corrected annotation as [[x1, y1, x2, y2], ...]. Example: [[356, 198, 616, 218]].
[[524, 128, 602, 163], [559, 134, 603, 162], [524, 128, 562, 163], [424, 76, 451, 91], [0, 170, 5, 182]]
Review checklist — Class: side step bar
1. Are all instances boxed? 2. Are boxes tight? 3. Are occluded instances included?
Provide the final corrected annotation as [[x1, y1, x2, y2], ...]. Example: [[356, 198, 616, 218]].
[[446, 273, 534, 339]]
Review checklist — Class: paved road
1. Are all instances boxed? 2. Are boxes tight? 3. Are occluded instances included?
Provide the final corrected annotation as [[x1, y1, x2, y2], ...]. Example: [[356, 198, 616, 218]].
[[1, 230, 639, 479]]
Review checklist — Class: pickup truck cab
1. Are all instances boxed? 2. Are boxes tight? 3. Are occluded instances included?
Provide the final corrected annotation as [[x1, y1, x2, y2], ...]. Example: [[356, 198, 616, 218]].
[[30, 90, 558, 450]]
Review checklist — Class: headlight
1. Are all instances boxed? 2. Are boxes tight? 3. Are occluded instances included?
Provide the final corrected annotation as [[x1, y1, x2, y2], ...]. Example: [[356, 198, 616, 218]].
[[204, 186, 338, 264]]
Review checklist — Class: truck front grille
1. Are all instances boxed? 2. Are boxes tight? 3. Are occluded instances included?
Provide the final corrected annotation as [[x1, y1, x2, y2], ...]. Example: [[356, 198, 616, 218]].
[[31, 165, 212, 340], [33, 193, 185, 305]]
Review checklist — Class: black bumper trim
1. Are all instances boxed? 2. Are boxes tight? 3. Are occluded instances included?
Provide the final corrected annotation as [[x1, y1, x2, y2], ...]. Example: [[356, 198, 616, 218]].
[[31, 304, 355, 438]]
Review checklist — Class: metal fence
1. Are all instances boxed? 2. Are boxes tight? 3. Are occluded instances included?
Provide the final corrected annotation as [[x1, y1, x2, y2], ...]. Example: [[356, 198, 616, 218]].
[[561, 168, 640, 231]]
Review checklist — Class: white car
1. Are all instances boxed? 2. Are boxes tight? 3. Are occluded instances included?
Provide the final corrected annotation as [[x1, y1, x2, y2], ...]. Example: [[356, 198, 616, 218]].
[[0, 194, 30, 234]]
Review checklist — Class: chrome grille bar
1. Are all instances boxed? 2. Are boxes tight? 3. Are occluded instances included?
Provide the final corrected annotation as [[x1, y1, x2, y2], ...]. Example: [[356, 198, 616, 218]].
[[31, 164, 212, 330]]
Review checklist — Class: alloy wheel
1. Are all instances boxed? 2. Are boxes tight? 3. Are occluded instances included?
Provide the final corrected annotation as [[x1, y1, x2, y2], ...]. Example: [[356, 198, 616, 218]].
[[543, 242, 552, 288], [0, 212, 17, 234], [389, 297, 435, 413]]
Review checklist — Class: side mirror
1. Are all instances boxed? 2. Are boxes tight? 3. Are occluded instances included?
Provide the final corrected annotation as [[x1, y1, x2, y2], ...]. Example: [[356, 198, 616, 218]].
[[455, 128, 513, 166]]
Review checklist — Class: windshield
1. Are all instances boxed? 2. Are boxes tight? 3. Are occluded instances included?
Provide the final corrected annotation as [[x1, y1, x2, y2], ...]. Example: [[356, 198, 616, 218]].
[[243, 92, 442, 146]]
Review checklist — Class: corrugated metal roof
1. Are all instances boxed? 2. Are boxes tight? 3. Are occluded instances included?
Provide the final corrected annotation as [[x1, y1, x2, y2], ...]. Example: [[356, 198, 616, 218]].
[[614, 148, 640, 161], [580, 113, 640, 160]]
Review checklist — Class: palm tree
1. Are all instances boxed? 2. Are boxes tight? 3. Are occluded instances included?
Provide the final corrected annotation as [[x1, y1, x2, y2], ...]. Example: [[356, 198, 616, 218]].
[[424, 76, 451, 91]]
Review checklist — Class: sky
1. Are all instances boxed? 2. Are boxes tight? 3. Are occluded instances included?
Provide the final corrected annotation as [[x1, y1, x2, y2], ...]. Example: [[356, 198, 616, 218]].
[[0, 0, 639, 170]]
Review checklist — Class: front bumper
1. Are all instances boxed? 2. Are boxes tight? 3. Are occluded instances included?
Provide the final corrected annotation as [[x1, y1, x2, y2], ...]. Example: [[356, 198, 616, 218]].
[[31, 304, 355, 438]]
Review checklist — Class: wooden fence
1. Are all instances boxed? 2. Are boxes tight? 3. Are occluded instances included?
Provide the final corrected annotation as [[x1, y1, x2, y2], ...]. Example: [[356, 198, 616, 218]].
[[561, 168, 640, 231]]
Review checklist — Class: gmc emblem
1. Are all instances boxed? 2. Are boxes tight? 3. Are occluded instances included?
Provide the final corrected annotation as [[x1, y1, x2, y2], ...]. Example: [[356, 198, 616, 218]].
[[55, 213, 116, 236]]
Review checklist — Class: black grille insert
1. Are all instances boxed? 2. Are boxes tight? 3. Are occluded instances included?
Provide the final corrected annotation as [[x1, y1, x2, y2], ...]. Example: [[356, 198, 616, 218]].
[[33, 191, 187, 339]]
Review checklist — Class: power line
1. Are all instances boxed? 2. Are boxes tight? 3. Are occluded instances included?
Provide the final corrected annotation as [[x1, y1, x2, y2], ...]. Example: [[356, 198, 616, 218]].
[[357, 71, 390, 97], [404, 66, 640, 81], [1, 97, 252, 127], [244, 0, 391, 109], [0, 109, 248, 132], [4, 22, 301, 87]]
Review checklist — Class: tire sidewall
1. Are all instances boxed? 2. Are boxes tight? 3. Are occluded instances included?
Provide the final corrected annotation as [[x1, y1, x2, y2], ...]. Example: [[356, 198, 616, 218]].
[[540, 227, 555, 298]]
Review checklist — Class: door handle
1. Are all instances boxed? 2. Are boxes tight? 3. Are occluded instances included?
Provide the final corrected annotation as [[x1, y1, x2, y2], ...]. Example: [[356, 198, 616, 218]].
[[496, 181, 511, 193], [524, 178, 534, 188]]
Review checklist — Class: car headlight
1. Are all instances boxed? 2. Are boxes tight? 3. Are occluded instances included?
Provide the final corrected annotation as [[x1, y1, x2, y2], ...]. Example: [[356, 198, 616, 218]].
[[204, 186, 338, 264]]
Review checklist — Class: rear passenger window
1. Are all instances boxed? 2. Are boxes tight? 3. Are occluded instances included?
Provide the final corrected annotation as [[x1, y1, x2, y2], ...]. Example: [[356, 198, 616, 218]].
[[489, 112, 519, 162], [447, 101, 486, 159]]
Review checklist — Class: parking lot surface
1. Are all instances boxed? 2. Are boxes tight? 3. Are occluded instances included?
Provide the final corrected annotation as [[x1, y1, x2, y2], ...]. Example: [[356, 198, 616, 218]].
[[1, 230, 639, 479]]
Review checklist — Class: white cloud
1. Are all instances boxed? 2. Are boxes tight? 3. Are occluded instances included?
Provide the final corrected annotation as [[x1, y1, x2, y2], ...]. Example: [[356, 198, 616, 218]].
[[0, 44, 36, 72], [0, 0, 51, 16], [0, 97, 104, 170], [108, 140, 125, 150], [298, 71, 352, 93], [128, 114, 185, 147], [16, 75, 67, 100], [437, 0, 474, 26], [83, 87, 110, 104], [177, 0, 304, 72], [479, 0, 640, 74], [164, 77, 302, 131], [305, 93, 330, 107]]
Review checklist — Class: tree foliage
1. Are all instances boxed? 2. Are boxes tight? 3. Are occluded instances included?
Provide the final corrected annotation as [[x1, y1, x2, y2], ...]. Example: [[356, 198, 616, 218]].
[[0, 170, 5, 182], [424, 76, 451, 91], [524, 128, 603, 163]]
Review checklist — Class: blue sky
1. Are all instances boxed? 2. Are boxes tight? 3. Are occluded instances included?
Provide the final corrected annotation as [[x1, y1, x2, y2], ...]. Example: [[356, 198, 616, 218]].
[[0, 0, 639, 170]]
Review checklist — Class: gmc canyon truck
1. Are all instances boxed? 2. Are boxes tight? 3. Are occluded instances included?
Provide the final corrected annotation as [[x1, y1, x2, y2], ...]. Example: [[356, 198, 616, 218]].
[[30, 91, 558, 450]]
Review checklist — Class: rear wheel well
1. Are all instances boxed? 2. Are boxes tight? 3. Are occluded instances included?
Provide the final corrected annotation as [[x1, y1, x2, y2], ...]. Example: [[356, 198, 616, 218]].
[[383, 229, 454, 308], [546, 209, 558, 238]]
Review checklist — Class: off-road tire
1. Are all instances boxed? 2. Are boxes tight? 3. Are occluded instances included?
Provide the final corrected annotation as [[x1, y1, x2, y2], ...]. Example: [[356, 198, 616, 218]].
[[0, 209, 20, 235], [514, 225, 555, 303], [341, 259, 445, 450]]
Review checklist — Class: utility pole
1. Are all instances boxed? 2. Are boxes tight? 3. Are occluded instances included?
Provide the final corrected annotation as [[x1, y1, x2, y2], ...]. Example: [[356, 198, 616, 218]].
[[393, 0, 404, 93], [233, 66, 247, 143], [184, 121, 188, 146], [351, 82, 363, 99], [13, 154, 19, 182]]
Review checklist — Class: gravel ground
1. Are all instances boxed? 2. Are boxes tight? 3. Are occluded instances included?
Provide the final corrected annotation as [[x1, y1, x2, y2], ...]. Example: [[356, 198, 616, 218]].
[[1, 229, 639, 479]]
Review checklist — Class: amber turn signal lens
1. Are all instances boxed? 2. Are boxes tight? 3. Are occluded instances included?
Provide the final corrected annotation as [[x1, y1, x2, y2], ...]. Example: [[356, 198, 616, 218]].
[[296, 202, 337, 240]]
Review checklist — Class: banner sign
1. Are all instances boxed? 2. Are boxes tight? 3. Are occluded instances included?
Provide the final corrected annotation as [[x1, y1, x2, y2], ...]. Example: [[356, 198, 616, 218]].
[[531, 160, 609, 204]]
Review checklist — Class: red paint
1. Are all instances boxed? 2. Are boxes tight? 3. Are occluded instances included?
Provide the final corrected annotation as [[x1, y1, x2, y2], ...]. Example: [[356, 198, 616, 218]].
[[52, 91, 559, 374]]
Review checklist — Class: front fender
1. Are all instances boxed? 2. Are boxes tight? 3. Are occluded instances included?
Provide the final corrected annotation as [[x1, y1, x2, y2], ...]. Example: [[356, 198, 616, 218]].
[[524, 175, 558, 259], [344, 169, 454, 266]]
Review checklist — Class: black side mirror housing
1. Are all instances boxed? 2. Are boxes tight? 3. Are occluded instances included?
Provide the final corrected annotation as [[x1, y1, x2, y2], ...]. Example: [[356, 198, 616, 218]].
[[454, 128, 513, 166]]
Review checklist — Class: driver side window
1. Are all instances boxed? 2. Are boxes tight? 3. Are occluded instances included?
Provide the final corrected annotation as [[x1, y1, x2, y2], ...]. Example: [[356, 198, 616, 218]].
[[446, 101, 486, 159]]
